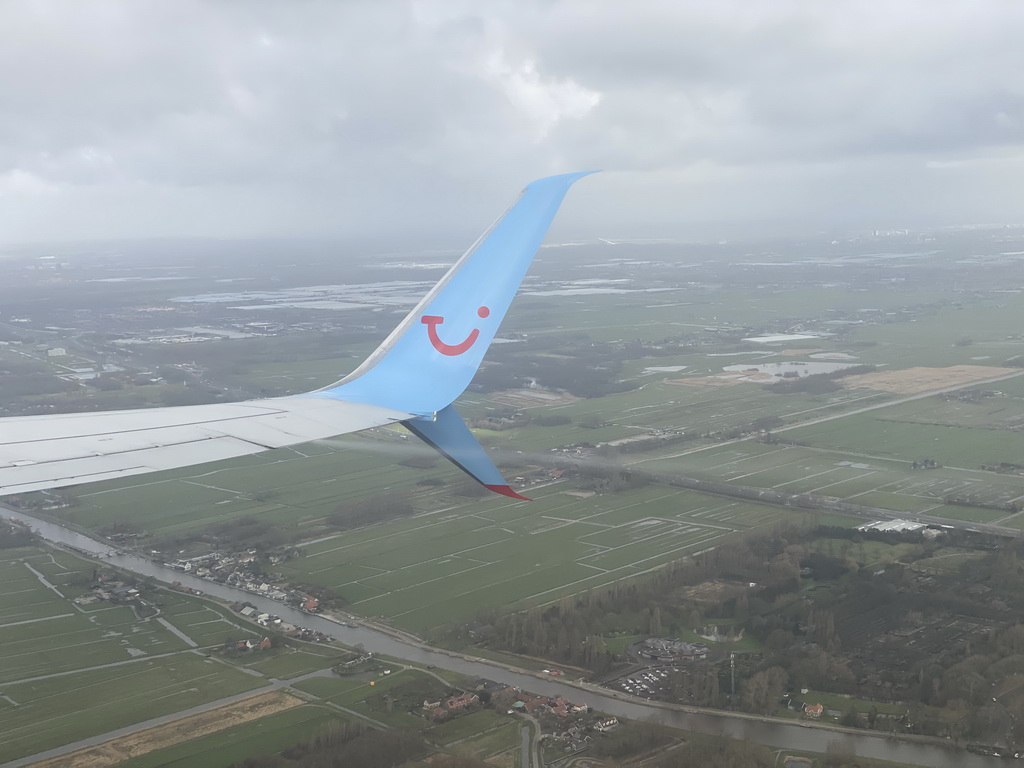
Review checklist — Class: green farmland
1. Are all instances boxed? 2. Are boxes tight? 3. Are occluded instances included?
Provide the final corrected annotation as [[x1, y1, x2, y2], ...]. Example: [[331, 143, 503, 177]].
[[117, 706, 345, 768], [0, 545, 267, 763], [280, 483, 799, 633], [1, 654, 267, 762], [65, 437, 457, 537]]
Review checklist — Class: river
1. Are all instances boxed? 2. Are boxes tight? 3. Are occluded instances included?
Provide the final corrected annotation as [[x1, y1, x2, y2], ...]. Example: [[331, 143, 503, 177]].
[[1, 508, 1005, 768]]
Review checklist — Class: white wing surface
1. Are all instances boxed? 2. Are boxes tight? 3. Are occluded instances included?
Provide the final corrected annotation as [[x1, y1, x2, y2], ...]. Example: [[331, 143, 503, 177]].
[[0, 398, 412, 495]]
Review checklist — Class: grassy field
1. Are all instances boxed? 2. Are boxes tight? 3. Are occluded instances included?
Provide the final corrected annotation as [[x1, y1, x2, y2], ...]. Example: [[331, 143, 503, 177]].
[[844, 298, 1024, 369], [242, 647, 351, 679], [117, 706, 345, 768], [807, 538, 920, 568], [0, 544, 283, 762], [429, 708, 521, 762], [61, 437, 451, 538], [910, 548, 988, 574], [279, 483, 796, 632], [636, 437, 1024, 521], [155, 591, 262, 647], [789, 415, 1024, 470], [0, 655, 267, 762], [293, 668, 445, 729], [475, 378, 890, 455], [0, 548, 215, 684]]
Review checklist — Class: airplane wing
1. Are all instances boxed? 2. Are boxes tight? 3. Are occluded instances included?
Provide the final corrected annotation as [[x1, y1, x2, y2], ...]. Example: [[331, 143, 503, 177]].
[[0, 398, 412, 496], [0, 171, 596, 499]]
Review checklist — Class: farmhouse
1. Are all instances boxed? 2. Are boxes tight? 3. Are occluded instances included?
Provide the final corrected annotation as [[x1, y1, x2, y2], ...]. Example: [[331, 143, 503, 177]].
[[444, 693, 478, 711]]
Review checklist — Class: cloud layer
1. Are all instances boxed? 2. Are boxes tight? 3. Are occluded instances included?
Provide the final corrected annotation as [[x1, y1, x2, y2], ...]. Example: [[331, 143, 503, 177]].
[[2, 0, 1023, 244]]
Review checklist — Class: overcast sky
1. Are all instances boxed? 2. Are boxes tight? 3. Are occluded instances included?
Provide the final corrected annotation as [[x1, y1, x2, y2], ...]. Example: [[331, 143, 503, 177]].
[[2, 0, 1023, 246]]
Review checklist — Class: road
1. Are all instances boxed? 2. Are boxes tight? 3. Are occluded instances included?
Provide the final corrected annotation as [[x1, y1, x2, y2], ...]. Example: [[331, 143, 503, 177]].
[[628, 367, 1024, 465], [1, 661, 387, 768]]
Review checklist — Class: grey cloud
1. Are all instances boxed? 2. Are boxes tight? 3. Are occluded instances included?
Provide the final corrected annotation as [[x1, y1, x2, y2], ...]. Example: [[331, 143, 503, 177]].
[[1, 0, 1023, 244]]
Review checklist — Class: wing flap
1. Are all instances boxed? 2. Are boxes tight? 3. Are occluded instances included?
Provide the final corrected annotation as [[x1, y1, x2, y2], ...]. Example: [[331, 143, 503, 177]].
[[0, 397, 412, 496]]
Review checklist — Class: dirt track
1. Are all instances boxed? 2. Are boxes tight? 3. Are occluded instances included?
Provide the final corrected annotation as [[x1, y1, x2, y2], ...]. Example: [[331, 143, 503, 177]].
[[31, 691, 304, 768]]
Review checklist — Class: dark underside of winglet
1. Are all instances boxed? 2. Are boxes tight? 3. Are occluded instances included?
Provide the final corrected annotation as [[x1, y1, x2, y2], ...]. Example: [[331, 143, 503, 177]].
[[403, 405, 530, 500]]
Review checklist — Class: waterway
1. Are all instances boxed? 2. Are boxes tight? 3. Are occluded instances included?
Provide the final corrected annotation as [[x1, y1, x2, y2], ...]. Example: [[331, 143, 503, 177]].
[[2, 508, 1005, 768]]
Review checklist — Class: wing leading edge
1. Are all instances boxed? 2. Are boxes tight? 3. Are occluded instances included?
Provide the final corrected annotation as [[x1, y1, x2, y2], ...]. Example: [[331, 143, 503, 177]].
[[0, 171, 595, 499]]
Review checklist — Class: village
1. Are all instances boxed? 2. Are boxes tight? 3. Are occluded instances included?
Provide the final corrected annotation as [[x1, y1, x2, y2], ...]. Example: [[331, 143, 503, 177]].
[[163, 549, 333, 613], [420, 678, 617, 758]]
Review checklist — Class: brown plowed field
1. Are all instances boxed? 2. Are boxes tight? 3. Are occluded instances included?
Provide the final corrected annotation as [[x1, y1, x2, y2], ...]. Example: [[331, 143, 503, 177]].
[[842, 365, 1011, 394]]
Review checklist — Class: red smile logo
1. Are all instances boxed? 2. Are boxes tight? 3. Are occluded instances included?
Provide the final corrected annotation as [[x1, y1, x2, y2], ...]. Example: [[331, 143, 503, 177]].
[[422, 306, 490, 356]]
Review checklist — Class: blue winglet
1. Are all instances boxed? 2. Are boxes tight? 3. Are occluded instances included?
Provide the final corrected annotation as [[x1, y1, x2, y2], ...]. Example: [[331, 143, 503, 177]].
[[306, 171, 597, 498], [405, 405, 530, 501], [309, 171, 597, 415]]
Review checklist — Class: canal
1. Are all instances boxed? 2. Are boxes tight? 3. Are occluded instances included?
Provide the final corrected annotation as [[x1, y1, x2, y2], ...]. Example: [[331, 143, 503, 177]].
[[1, 507, 1004, 768]]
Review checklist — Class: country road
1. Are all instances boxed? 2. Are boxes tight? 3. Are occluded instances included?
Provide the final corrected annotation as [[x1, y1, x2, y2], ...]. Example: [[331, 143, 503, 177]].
[[628, 367, 1024, 465]]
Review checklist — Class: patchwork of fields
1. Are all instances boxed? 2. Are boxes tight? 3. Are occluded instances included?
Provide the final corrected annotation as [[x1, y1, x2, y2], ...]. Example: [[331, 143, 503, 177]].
[[279, 484, 802, 632], [637, 438, 1024, 524], [68, 438, 446, 537], [0, 546, 266, 763], [5, 250, 1024, 766]]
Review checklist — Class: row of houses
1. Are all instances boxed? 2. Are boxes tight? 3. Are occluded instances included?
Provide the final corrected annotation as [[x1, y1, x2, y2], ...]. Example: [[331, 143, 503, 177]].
[[510, 694, 589, 719], [166, 551, 325, 614], [230, 602, 333, 643]]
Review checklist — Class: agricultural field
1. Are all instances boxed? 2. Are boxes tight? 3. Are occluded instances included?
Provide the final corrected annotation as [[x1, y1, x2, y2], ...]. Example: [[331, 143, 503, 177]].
[[14, 226, 1024, 768], [637, 438, 1024, 523], [0, 542, 521, 767], [154, 591, 263, 648], [430, 708, 520, 762], [0, 549, 197, 684], [62, 436, 452, 538], [0, 544, 271, 763], [504, 286, 948, 344], [279, 483, 802, 633], [293, 668, 446, 729], [474, 376, 890, 454], [1, 654, 268, 762], [789, 411, 1024, 470], [241, 646, 351, 679], [0, 548, 262, 672], [116, 705, 343, 768], [13, 278, 1024, 651], [843, 299, 1024, 369]]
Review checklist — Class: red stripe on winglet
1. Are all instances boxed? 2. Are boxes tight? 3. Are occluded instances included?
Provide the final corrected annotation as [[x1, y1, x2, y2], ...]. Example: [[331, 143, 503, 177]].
[[485, 484, 532, 501]]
